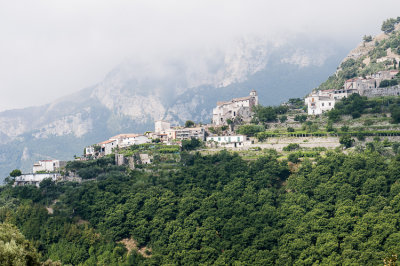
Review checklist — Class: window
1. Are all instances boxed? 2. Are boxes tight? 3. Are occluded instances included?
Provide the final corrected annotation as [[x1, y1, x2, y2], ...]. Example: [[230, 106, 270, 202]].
[[322, 103, 324, 106], [218, 137, 221, 141], [237, 137, 240, 141], [329, 102, 331, 106]]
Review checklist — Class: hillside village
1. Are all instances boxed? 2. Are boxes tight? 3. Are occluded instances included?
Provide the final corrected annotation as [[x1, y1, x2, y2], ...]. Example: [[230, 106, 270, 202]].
[[11, 17, 400, 187], [306, 69, 399, 115]]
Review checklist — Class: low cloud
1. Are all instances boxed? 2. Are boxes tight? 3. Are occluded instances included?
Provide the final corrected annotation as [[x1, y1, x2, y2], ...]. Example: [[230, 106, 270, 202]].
[[0, 0, 399, 111]]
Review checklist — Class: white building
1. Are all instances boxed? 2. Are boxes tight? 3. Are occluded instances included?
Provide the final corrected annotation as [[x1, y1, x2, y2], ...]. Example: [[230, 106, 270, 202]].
[[85, 146, 95, 157], [212, 90, 258, 126], [14, 173, 61, 187], [98, 139, 117, 155], [155, 120, 171, 133], [33, 160, 65, 173], [305, 90, 336, 115], [110, 134, 150, 147], [120, 135, 150, 147], [206, 135, 247, 148]]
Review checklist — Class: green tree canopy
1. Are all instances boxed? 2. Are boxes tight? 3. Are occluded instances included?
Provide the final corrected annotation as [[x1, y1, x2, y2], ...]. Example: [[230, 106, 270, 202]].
[[0, 223, 41, 265]]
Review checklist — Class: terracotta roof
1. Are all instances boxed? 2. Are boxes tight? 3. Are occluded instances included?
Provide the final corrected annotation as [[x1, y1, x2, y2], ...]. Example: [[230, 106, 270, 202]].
[[110, 133, 139, 139], [98, 139, 116, 145], [232, 96, 252, 102]]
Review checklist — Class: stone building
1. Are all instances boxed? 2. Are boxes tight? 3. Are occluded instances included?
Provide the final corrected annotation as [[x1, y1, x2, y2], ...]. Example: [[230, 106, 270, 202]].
[[212, 90, 258, 126], [343, 78, 376, 96]]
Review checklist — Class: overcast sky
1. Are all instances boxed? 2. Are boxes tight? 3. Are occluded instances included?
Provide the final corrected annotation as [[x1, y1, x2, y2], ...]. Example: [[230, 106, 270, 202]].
[[0, 0, 400, 111]]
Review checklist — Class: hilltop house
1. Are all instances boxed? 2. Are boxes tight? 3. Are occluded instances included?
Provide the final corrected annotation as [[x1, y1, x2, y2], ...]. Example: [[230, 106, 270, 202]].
[[212, 90, 258, 126], [109, 134, 150, 147], [33, 160, 66, 173], [85, 133, 150, 158], [98, 139, 117, 156]]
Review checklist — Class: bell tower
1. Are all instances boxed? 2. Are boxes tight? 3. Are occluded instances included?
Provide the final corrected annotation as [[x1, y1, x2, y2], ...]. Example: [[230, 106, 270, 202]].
[[250, 90, 258, 106]]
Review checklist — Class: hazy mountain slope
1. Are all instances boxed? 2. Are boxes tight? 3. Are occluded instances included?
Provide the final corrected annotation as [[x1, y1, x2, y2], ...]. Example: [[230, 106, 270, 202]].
[[0, 36, 348, 181]]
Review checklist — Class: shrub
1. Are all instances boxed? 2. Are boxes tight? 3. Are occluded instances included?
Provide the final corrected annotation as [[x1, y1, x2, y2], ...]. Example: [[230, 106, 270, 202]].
[[341, 125, 349, 132], [294, 115, 307, 123], [326, 121, 334, 132], [256, 132, 268, 142], [392, 142, 400, 154], [339, 135, 354, 148], [363, 119, 374, 126], [279, 115, 288, 123], [288, 153, 300, 163], [351, 111, 361, 119], [363, 35, 372, 42], [356, 132, 366, 141], [283, 143, 300, 152], [181, 138, 202, 151], [237, 125, 265, 136], [287, 127, 295, 132], [185, 120, 195, 128]]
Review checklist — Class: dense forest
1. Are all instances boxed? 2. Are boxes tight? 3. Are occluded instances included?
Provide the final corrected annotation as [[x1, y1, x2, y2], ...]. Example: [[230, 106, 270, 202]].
[[2, 148, 400, 265]]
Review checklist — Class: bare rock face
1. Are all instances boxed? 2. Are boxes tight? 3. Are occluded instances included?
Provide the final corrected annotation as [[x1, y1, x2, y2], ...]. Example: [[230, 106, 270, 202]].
[[32, 113, 93, 139]]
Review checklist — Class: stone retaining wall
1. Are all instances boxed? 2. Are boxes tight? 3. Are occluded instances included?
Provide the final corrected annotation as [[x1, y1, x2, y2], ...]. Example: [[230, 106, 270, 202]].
[[362, 85, 400, 97]]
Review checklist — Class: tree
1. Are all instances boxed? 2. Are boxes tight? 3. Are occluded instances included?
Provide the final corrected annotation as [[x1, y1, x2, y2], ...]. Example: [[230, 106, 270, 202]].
[[0, 223, 41, 265], [181, 137, 201, 151], [185, 120, 195, 128], [237, 125, 265, 136], [9, 169, 22, 177], [252, 106, 278, 123], [390, 106, 400, 123], [363, 35, 372, 42], [381, 18, 397, 34]]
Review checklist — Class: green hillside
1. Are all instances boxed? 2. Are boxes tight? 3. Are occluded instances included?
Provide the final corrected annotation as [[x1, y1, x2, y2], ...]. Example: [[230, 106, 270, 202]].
[[3, 149, 400, 264]]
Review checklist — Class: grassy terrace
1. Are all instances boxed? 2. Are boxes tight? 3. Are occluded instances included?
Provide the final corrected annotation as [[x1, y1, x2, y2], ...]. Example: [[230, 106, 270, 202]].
[[257, 130, 400, 138]]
